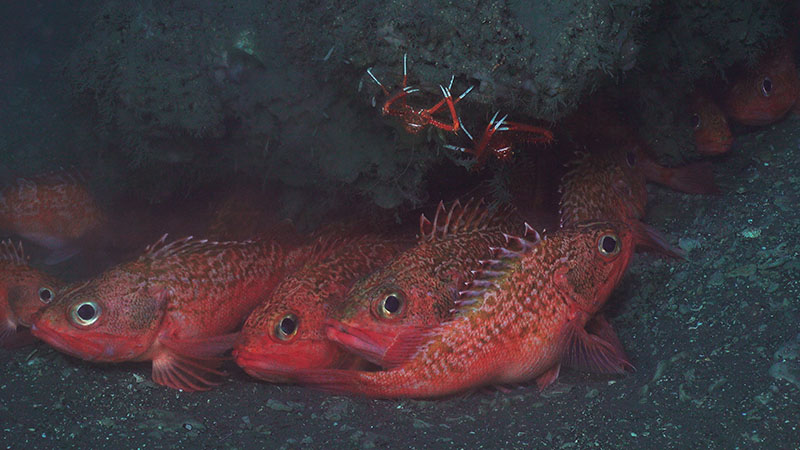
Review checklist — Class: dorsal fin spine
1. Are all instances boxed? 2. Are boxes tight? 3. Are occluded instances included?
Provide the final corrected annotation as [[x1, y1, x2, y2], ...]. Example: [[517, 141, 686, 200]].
[[443, 200, 461, 236], [474, 270, 504, 279], [524, 222, 541, 241], [142, 234, 259, 261], [418, 198, 518, 243], [451, 224, 544, 316], [466, 278, 494, 287], [419, 214, 432, 240], [457, 198, 479, 232], [433, 201, 446, 238], [0, 239, 25, 265]]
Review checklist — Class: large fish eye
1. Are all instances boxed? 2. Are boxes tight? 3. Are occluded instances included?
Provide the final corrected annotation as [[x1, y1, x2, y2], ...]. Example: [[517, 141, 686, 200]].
[[38, 287, 55, 304], [275, 313, 298, 341], [377, 292, 404, 319], [70, 301, 101, 327], [761, 77, 772, 97], [690, 113, 701, 130], [598, 234, 621, 256]]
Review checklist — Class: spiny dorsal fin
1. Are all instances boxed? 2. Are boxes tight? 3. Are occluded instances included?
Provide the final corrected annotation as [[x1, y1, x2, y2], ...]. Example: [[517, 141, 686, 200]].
[[0, 240, 25, 265], [306, 234, 351, 261], [450, 222, 542, 316], [418, 198, 515, 242], [559, 151, 588, 184], [144, 234, 202, 260], [142, 234, 254, 261]]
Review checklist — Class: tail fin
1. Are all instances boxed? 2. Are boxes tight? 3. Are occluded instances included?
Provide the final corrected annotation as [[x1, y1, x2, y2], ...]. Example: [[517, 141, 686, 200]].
[[632, 221, 686, 259], [661, 161, 720, 194], [639, 156, 719, 195]]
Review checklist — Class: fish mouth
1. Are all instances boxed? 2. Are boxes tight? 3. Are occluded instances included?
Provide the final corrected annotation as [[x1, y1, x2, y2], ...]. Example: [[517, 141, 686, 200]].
[[324, 320, 392, 367], [233, 348, 291, 382], [30, 322, 106, 361]]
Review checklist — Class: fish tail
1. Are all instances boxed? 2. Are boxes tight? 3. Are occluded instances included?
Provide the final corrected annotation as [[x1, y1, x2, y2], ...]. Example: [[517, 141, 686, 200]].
[[640, 157, 719, 194], [631, 220, 686, 259], [663, 161, 720, 194]]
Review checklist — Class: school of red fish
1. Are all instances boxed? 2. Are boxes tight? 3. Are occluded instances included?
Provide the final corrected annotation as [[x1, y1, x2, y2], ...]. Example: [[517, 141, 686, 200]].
[[1, 41, 797, 398]]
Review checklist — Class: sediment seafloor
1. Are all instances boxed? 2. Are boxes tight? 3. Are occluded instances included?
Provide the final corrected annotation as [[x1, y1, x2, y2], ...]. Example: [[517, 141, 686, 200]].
[[1, 116, 799, 449]]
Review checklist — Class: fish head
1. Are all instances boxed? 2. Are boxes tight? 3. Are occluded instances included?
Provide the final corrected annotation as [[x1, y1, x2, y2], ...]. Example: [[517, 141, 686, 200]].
[[557, 221, 639, 315], [326, 266, 451, 366], [690, 93, 733, 155], [234, 287, 353, 381], [3, 265, 61, 328], [31, 265, 167, 362], [0, 241, 62, 343], [725, 43, 799, 126]]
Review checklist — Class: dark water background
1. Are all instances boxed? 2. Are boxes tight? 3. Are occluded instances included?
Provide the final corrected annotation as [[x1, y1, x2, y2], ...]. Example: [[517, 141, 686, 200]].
[[1, 1, 799, 448]]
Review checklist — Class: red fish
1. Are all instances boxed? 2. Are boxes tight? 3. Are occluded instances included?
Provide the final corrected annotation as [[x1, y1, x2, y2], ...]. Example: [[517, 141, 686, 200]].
[[324, 199, 520, 368], [0, 171, 107, 263], [234, 234, 408, 382], [560, 95, 719, 196], [689, 91, 733, 155], [0, 240, 61, 347], [294, 221, 646, 398], [635, 149, 719, 195], [559, 146, 647, 228], [31, 234, 293, 391], [723, 41, 799, 126], [558, 143, 685, 257]]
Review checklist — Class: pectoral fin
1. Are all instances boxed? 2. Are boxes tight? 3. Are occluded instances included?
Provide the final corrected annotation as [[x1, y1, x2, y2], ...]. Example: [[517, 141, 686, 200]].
[[150, 333, 238, 391], [560, 315, 634, 374]]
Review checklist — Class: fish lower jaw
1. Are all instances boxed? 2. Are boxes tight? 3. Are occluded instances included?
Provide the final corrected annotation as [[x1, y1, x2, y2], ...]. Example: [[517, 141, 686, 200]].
[[30, 323, 97, 361], [233, 349, 292, 382], [30, 323, 141, 363], [325, 323, 389, 366]]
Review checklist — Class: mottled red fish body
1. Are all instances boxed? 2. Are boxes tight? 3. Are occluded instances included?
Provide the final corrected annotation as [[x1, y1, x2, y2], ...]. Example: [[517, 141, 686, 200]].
[[32, 235, 292, 391], [235, 234, 407, 382], [323, 200, 519, 368]]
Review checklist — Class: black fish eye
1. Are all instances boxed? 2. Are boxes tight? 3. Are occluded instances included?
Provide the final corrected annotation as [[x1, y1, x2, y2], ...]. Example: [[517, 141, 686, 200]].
[[378, 292, 403, 318], [275, 314, 298, 341], [598, 234, 621, 256], [761, 77, 772, 97], [70, 301, 100, 327], [38, 287, 55, 304], [690, 113, 701, 130]]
